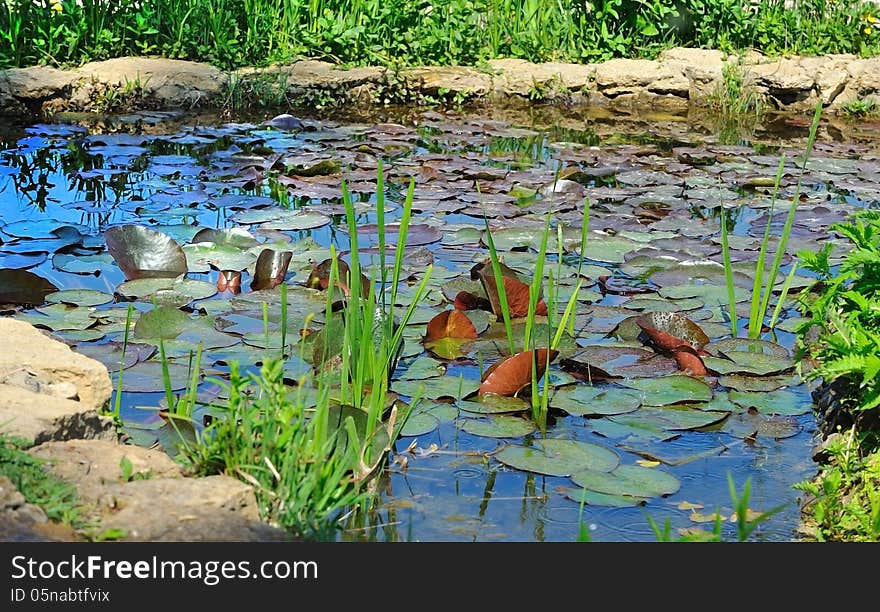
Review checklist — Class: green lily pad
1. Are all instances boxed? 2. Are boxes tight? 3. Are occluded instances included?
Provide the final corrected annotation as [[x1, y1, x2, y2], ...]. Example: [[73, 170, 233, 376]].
[[45, 289, 113, 307], [116, 277, 217, 302], [399, 412, 441, 437], [560, 486, 649, 507], [705, 337, 789, 359], [587, 417, 678, 443], [392, 375, 481, 401], [729, 390, 814, 416], [718, 374, 801, 392], [632, 406, 730, 431], [132, 306, 192, 340], [19, 304, 97, 331], [182, 242, 258, 272], [396, 356, 448, 380], [494, 438, 619, 476], [710, 351, 795, 376], [458, 394, 530, 414], [550, 385, 642, 416], [119, 361, 192, 392], [721, 412, 803, 439], [621, 375, 713, 405], [458, 415, 536, 438], [424, 337, 475, 360], [571, 463, 680, 497]]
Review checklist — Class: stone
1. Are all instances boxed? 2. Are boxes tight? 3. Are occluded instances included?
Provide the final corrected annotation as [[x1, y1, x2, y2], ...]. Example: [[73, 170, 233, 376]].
[[748, 57, 816, 109], [28, 439, 182, 499], [487, 59, 595, 97], [73, 57, 225, 108], [89, 475, 292, 541], [0, 65, 78, 111], [658, 47, 724, 100], [0, 318, 112, 411], [0, 384, 116, 444], [402, 66, 493, 98], [593, 58, 689, 100]]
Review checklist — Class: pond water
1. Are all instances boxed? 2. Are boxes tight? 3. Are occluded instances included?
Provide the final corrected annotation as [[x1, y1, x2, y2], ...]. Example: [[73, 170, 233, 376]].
[[2, 104, 879, 542]]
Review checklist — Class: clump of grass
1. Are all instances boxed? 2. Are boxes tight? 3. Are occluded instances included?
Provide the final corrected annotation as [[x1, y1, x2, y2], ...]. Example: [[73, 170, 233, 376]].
[[794, 427, 880, 542], [177, 165, 431, 539], [720, 101, 823, 339], [0, 434, 88, 529], [842, 96, 879, 119]]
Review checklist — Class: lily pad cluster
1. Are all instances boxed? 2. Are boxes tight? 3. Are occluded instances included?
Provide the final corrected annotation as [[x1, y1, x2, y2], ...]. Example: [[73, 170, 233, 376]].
[[1, 110, 877, 522]]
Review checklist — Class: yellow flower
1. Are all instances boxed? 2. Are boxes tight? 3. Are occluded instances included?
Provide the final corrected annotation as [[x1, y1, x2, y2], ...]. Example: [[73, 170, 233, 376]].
[[50, 0, 62, 13]]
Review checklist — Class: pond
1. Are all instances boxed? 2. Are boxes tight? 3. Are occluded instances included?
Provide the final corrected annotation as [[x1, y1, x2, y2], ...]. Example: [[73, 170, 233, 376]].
[[2, 104, 878, 542]]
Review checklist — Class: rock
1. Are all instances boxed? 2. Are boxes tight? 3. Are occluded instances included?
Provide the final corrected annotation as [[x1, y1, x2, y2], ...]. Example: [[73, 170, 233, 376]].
[[487, 59, 594, 98], [0, 475, 77, 542], [0, 65, 78, 112], [0, 474, 26, 511], [748, 57, 816, 109], [0, 384, 116, 444], [658, 47, 724, 100], [0, 318, 112, 411], [88, 475, 292, 541], [402, 66, 493, 98], [237, 61, 384, 105], [28, 439, 182, 499], [73, 57, 225, 108]]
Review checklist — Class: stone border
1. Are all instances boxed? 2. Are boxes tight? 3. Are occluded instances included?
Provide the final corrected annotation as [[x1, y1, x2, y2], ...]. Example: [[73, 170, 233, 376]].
[[1, 48, 878, 117]]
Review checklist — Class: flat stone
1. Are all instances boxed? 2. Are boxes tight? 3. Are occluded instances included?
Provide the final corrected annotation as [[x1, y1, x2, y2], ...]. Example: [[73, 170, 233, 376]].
[[89, 475, 292, 541], [658, 47, 724, 99], [73, 57, 225, 108], [0, 475, 26, 511], [29, 439, 182, 499], [0, 318, 112, 411], [403, 66, 493, 97], [594, 58, 689, 98], [0, 384, 116, 444], [488, 59, 595, 97], [0, 65, 77, 105]]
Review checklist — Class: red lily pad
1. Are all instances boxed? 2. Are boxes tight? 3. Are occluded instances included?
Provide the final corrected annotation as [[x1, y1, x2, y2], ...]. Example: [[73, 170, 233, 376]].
[[477, 263, 547, 319], [479, 348, 559, 396], [424, 309, 479, 342], [635, 311, 709, 352]]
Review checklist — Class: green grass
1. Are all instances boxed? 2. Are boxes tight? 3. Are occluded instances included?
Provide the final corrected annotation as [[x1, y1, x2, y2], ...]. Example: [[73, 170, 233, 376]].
[[720, 101, 823, 340], [0, 433, 88, 529], [166, 166, 431, 539], [2, 0, 879, 71]]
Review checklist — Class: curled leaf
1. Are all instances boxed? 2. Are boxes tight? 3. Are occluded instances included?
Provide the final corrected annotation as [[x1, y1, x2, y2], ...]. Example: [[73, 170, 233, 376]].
[[479, 348, 559, 396], [251, 248, 292, 291], [424, 309, 479, 342], [105, 225, 188, 280]]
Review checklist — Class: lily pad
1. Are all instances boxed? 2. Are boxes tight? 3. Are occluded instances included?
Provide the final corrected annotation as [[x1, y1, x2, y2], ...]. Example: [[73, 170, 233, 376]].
[[116, 277, 217, 302], [621, 375, 713, 405], [729, 390, 814, 416], [494, 438, 620, 476], [721, 411, 803, 440], [119, 361, 192, 392], [392, 375, 481, 400], [458, 415, 536, 438], [45, 289, 114, 307], [458, 394, 530, 414], [570, 463, 680, 498], [560, 486, 649, 507], [398, 411, 441, 437], [550, 385, 642, 416], [105, 225, 188, 280]]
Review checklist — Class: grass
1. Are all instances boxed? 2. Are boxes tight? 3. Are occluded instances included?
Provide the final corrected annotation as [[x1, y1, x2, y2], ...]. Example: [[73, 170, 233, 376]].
[[0, 433, 88, 529], [2, 0, 879, 71], [720, 101, 823, 340], [164, 165, 431, 539]]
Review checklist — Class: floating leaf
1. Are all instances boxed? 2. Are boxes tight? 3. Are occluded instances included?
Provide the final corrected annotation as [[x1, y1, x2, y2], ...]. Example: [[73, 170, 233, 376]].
[[560, 345, 677, 379], [132, 306, 192, 340], [635, 311, 709, 352], [550, 385, 642, 416], [479, 348, 559, 396], [399, 412, 440, 437], [494, 438, 619, 476], [621, 375, 713, 405], [458, 394, 530, 414], [478, 264, 547, 319], [424, 309, 479, 342], [671, 346, 709, 377], [570, 464, 680, 498], [116, 277, 217, 303], [104, 225, 188, 280], [721, 411, 803, 440], [560, 486, 649, 507], [45, 289, 113, 307], [729, 390, 813, 416], [458, 415, 536, 438]]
